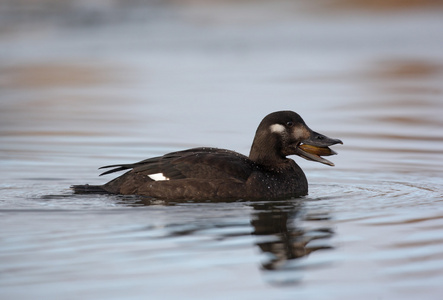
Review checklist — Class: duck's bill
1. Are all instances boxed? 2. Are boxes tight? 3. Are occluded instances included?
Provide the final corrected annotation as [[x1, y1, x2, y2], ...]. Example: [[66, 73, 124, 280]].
[[295, 131, 343, 166], [295, 145, 337, 166]]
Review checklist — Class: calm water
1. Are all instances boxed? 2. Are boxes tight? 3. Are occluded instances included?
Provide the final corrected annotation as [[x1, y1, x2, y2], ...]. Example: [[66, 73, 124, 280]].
[[1, 1, 443, 299]]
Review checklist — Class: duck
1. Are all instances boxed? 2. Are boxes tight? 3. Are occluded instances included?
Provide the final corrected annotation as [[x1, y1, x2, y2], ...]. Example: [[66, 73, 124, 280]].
[[72, 111, 342, 200]]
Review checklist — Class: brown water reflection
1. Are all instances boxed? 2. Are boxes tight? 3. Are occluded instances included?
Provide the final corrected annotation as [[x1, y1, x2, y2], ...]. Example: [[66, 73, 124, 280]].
[[1, 63, 113, 88], [323, 0, 443, 11], [373, 60, 442, 79]]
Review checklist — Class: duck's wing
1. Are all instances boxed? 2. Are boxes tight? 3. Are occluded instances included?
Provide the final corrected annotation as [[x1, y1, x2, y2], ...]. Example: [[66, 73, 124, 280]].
[[99, 147, 254, 181]]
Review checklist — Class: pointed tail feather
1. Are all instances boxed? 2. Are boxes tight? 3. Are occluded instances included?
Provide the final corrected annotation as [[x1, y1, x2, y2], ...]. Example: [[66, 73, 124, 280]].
[[99, 164, 132, 176], [71, 184, 109, 194]]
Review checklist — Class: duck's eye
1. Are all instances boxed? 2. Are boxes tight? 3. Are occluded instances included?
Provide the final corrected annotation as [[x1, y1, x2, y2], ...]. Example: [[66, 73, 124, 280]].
[[286, 121, 293, 127]]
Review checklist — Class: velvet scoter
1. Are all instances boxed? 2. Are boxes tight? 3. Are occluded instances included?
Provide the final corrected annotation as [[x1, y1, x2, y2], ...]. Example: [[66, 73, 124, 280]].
[[72, 111, 342, 200]]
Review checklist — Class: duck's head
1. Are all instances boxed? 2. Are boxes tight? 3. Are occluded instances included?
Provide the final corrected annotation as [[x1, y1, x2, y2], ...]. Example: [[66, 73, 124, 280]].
[[250, 111, 343, 166]]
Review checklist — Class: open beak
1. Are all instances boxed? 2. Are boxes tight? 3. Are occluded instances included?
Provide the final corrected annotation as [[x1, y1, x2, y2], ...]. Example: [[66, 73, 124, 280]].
[[294, 130, 343, 166]]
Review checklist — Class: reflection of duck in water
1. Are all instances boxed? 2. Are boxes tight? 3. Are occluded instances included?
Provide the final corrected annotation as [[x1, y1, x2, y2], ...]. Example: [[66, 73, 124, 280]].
[[72, 111, 342, 200], [251, 201, 334, 271]]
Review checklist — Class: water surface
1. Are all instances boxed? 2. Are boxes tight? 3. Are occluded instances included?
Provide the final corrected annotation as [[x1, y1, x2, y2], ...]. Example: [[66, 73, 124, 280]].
[[1, 1, 443, 299]]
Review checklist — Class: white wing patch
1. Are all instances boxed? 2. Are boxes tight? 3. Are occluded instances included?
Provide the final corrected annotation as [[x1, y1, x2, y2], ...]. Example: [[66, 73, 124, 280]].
[[270, 124, 285, 133], [148, 173, 170, 181]]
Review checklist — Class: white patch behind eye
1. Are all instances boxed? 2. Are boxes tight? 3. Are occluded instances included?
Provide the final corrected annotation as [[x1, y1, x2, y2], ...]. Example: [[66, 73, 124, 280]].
[[270, 124, 285, 133], [148, 173, 170, 181]]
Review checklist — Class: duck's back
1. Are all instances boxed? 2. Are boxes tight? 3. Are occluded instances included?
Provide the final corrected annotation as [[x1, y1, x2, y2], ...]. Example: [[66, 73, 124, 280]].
[[98, 147, 307, 200], [101, 148, 254, 199]]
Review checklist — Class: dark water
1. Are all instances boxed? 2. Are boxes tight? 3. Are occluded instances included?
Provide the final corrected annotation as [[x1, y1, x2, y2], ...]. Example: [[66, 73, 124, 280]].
[[1, 1, 443, 299]]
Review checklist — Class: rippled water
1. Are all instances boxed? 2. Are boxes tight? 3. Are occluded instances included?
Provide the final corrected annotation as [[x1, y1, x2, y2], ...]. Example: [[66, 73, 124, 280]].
[[1, 1, 443, 299]]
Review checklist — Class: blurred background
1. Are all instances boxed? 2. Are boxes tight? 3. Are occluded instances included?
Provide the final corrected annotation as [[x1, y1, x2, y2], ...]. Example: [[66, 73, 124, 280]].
[[1, 1, 443, 299], [1, 0, 442, 177]]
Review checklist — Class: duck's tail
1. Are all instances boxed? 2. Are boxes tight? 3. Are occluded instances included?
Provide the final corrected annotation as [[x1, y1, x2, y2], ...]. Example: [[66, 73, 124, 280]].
[[71, 184, 109, 194]]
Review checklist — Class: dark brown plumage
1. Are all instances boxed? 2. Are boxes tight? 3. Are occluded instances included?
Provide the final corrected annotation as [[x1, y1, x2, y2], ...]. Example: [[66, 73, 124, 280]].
[[72, 111, 342, 200]]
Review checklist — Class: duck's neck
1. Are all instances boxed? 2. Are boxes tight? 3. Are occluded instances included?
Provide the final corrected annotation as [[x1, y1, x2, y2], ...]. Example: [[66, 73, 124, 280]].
[[249, 132, 286, 167]]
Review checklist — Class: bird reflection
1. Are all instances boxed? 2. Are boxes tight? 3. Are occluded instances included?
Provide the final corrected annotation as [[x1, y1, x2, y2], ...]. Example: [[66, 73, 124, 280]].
[[108, 195, 334, 271], [250, 201, 334, 270]]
